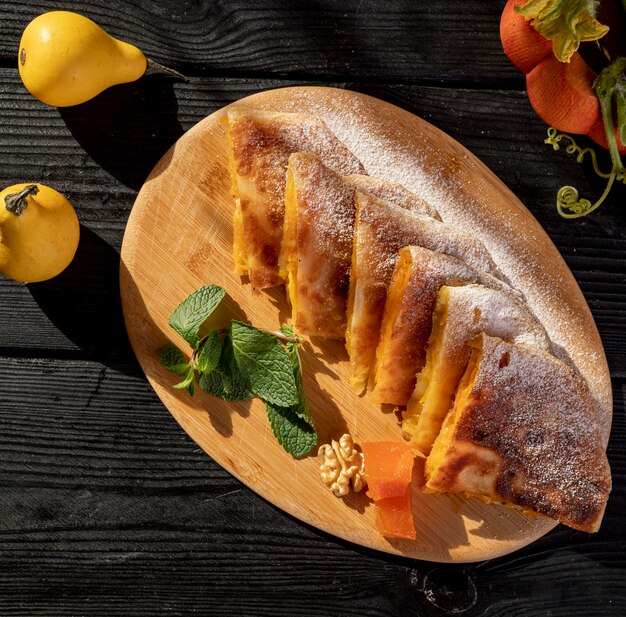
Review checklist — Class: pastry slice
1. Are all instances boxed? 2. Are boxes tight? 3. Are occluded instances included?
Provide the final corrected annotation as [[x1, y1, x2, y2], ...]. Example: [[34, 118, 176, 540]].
[[226, 107, 364, 289], [346, 192, 502, 394], [425, 334, 611, 533], [371, 247, 512, 406], [283, 153, 440, 338], [344, 174, 441, 220], [404, 284, 552, 454], [283, 153, 356, 338]]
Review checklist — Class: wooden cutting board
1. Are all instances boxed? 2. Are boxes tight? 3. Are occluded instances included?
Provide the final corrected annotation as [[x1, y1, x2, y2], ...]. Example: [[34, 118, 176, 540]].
[[119, 86, 612, 563]]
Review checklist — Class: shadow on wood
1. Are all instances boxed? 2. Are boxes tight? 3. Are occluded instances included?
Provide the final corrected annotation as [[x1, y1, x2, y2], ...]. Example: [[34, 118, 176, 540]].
[[27, 226, 136, 371], [59, 76, 185, 191]]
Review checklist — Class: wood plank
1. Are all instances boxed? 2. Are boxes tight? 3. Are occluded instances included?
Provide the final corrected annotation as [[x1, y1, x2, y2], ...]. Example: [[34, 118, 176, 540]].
[[1, 72, 625, 374], [0, 356, 624, 614], [0, 0, 522, 85]]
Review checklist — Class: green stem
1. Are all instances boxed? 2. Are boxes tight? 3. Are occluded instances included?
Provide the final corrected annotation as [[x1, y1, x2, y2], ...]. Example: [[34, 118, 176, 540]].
[[594, 57, 626, 175], [545, 128, 625, 218], [556, 173, 616, 218], [598, 87, 624, 175], [4, 184, 39, 216]]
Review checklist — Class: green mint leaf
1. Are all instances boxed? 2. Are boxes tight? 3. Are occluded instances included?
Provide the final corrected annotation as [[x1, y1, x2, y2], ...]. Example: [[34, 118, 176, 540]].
[[284, 338, 314, 427], [195, 331, 222, 373], [230, 321, 299, 407], [187, 375, 195, 397], [266, 402, 317, 458], [174, 367, 196, 396], [280, 325, 295, 338], [168, 285, 226, 348], [159, 343, 190, 376], [265, 327, 316, 457], [199, 335, 253, 401]]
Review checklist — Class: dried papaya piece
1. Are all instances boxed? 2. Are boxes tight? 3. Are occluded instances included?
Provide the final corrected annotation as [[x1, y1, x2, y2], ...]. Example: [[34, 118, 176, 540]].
[[361, 441, 416, 540]]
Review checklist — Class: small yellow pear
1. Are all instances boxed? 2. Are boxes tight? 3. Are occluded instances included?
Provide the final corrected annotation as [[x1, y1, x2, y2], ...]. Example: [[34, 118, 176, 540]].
[[18, 11, 148, 107], [0, 183, 80, 283]]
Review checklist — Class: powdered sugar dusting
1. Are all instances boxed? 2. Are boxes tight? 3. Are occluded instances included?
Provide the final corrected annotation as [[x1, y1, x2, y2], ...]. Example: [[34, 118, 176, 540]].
[[443, 285, 551, 353], [257, 89, 611, 441], [228, 107, 364, 288], [356, 191, 502, 283], [452, 334, 611, 531], [345, 174, 441, 220]]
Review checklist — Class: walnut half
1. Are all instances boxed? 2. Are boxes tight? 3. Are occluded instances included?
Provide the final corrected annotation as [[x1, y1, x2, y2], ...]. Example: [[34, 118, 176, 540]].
[[318, 434, 366, 497]]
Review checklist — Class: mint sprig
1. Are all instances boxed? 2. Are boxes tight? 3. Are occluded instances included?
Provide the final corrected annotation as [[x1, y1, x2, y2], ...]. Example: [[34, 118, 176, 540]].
[[195, 330, 222, 373], [267, 403, 318, 458], [159, 285, 317, 458], [159, 343, 189, 376]]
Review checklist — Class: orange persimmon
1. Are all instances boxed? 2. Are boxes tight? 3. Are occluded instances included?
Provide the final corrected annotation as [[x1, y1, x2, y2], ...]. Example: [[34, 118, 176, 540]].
[[500, 0, 552, 74], [526, 53, 601, 135], [361, 441, 416, 539], [500, 0, 625, 152]]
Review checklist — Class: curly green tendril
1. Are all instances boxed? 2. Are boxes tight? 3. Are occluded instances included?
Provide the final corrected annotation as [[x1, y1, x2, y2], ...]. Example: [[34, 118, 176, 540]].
[[544, 128, 622, 218], [544, 57, 626, 219]]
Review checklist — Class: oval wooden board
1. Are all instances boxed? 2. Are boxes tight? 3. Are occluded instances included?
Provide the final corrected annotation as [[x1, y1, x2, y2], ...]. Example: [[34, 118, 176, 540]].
[[120, 86, 612, 563]]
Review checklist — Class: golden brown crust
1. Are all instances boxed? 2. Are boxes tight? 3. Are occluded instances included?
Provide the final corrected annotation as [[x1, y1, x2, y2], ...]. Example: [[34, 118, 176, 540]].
[[344, 174, 441, 220], [372, 248, 512, 405], [286, 154, 443, 339], [286, 153, 357, 338], [427, 334, 611, 533], [404, 284, 552, 454], [227, 108, 364, 290], [347, 192, 503, 394]]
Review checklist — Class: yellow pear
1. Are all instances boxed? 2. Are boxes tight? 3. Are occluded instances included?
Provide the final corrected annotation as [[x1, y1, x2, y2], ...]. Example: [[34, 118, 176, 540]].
[[18, 11, 184, 107], [0, 183, 80, 283]]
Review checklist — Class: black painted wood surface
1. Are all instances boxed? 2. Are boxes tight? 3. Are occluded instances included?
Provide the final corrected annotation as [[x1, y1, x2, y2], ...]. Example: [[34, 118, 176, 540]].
[[0, 1, 625, 615]]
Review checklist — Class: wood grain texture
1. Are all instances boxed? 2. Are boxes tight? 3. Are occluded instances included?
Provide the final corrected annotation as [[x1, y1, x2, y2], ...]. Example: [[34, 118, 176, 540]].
[[1, 72, 625, 373], [0, 0, 625, 607], [120, 86, 612, 563], [0, 0, 521, 86], [0, 358, 623, 616]]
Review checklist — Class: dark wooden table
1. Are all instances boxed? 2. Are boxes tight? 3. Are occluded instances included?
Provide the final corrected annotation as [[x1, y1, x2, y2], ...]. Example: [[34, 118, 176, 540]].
[[0, 1, 624, 615]]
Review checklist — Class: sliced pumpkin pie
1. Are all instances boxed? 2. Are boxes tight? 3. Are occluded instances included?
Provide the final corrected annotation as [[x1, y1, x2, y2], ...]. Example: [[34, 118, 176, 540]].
[[283, 153, 440, 338], [344, 174, 440, 220], [371, 247, 513, 406], [403, 284, 552, 454], [425, 333, 611, 533], [347, 192, 502, 395], [226, 108, 364, 289]]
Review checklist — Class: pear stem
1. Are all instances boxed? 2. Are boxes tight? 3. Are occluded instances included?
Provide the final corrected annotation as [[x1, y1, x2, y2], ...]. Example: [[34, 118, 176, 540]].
[[5, 184, 39, 216], [144, 58, 188, 82]]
